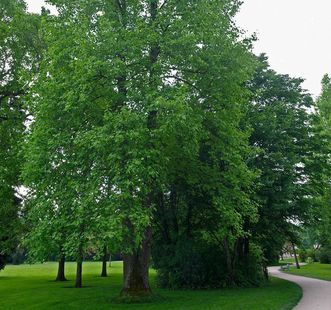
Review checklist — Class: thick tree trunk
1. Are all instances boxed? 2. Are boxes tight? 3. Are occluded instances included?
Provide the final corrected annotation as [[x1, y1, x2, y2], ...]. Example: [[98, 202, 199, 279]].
[[292, 242, 300, 269], [101, 245, 108, 277], [75, 260, 83, 288], [55, 255, 66, 281], [121, 228, 152, 297]]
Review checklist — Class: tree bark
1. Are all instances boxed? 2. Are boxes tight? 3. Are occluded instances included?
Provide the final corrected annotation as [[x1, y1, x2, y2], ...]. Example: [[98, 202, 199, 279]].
[[223, 237, 235, 285], [101, 245, 108, 277], [121, 228, 152, 296], [55, 254, 67, 281], [75, 260, 83, 288], [292, 242, 300, 269]]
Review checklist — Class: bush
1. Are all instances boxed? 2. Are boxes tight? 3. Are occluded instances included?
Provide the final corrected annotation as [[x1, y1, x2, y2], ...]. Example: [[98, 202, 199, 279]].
[[153, 238, 227, 289], [307, 257, 314, 264], [152, 238, 264, 289], [316, 247, 331, 264], [306, 249, 317, 262], [298, 249, 307, 262]]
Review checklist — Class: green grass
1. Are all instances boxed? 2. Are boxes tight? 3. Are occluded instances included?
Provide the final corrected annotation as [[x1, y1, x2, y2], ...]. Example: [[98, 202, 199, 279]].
[[0, 262, 301, 310], [287, 263, 331, 281], [279, 258, 295, 264]]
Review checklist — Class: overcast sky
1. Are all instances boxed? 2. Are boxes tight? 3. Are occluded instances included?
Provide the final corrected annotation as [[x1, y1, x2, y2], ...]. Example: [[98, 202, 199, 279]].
[[27, 0, 331, 97]]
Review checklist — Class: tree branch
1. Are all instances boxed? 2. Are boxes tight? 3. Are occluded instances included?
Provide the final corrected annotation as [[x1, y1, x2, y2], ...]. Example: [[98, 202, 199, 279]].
[[162, 75, 200, 92]]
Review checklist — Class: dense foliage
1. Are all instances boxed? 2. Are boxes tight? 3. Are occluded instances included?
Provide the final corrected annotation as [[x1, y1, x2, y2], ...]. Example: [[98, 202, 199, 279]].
[[0, 0, 329, 299], [247, 56, 329, 266], [0, 0, 41, 270]]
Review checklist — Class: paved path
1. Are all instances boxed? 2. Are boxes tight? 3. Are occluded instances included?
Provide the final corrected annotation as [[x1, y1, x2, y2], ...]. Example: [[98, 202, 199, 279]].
[[268, 266, 331, 310]]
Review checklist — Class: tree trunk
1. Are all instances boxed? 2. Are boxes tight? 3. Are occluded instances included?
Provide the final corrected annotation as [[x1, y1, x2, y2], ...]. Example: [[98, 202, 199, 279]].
[[75, 260, 83, 288], [121, 228, 152, 297], [101, 245, 108, 277], [223, 238, 235, 285], [109, 254, 112, 267], [292, 242, 300, 269], [263, 263, 269, 280], [55, 254, 66, 281]]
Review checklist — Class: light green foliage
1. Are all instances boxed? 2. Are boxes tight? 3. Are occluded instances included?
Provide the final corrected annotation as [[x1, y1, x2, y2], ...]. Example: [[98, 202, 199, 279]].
[[24, 0, 258, 274], [318, 74, 331, 130], [305, 74, 331, 260], [16, 0, 331, 295]]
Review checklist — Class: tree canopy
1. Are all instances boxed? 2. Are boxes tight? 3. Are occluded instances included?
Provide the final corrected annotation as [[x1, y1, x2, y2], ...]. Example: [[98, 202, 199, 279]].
[[0, 0, 329, 299]]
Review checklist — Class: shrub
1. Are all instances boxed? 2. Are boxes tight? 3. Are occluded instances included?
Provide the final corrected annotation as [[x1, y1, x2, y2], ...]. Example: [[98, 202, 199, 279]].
[[306, 249, 317, 262], [316, 247, 331, 264], [152, 238, 264, 289], [153, 238, 227, 289], [307, 257, 314, 264], [298, 249, 307, 262]]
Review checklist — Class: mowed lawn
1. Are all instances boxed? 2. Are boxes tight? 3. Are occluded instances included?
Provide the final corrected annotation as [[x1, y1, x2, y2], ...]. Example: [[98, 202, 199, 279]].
[[288, 263, 331, 281], [0, 262, 301, 310]]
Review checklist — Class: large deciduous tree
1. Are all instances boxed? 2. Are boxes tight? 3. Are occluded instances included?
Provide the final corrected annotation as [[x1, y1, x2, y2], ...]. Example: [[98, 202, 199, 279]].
[[24, 0, 258, 294]]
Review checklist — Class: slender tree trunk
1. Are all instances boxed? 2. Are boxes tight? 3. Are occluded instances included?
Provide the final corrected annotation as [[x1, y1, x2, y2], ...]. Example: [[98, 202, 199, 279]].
[[75, 260, 83, 288], [101, 245, 108, 277], [263, 263, 269, 280], [291, 242, 300, 269], [55, 254, 66, 281], [109, 254, 112, 267], [121, 228, 152, 297]]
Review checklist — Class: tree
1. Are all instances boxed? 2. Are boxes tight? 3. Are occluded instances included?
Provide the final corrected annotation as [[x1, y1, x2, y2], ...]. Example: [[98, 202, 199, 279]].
[[23, 2, 120, 287], [247, 55, 329, 270], [315, 74, 331, 261], [24, 0, 259, 295], [0, 0, 42, 271]]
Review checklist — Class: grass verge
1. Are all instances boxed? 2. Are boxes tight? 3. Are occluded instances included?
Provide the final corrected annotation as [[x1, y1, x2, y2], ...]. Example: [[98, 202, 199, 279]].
[[287, 263, 331, 281]]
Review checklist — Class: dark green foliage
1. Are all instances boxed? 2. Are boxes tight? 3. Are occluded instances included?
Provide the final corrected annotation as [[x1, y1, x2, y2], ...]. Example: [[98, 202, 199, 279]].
[[298, 249, 307, 263], [153, 238, 264, 289], [316, 247, 331, 264], [247, 55, 328, 267], [153, 238, 228, 289], [0, 255, 7, 270]]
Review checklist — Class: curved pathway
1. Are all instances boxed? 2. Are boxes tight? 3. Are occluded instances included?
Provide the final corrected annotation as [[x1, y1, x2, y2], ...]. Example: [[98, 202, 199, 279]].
[[268, 266, 331, 310]]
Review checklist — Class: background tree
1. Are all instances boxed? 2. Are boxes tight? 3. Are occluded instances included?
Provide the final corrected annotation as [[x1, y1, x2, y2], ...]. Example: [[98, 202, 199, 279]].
[[0, 0, 42, 270], [247, 55, 329, 270], [314, 74, 331, 263]]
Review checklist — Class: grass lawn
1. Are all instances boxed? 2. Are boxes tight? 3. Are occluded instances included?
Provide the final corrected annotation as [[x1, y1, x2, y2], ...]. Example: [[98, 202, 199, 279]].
[[287, 263, 331, 281], [279, 258, 295, 264], [0, 261, 301, 310]]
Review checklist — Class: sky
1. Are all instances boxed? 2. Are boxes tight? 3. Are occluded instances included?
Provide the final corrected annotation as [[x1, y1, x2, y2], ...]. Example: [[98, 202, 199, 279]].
[[236, 0, 331, 98], [26, 0, 331, 97]]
